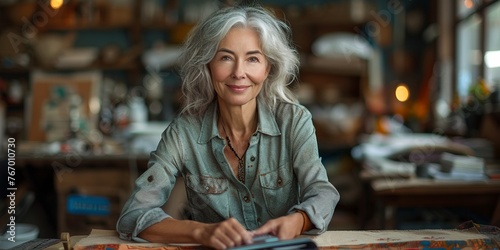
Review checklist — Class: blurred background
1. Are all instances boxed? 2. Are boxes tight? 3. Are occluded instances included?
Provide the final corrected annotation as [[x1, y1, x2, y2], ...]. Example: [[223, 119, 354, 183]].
[[0, 0, 499, 243]]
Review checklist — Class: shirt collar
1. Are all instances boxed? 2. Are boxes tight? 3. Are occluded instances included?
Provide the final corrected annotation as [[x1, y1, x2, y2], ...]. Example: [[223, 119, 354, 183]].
[[198, 99, 281, 144], [256, 99, 281, 137]]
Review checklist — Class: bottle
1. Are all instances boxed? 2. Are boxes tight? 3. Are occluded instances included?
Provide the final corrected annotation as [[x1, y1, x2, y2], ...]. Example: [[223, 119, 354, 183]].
[[129, 97, 148, 124]]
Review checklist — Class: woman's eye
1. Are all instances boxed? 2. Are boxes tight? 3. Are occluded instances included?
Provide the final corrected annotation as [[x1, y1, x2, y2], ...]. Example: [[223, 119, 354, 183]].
[[221, 55, 231, 61], [248, 57, 259, 63]]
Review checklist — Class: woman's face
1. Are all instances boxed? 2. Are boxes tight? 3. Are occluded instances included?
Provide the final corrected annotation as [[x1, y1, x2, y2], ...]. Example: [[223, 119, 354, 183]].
[[209, 27, 270, 108]]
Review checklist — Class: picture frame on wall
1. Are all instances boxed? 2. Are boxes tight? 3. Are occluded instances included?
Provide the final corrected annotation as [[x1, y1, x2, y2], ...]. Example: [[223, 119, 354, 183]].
[[27, 71, 101, 142]]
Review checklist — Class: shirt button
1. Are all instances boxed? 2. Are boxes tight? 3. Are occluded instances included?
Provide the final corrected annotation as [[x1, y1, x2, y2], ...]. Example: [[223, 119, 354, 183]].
[[243, 196, 250, 203], [205, 186, 210, 191], [277, 177, 283, 186], [147, 176, 154, 182], [250, 156, 256, 161]]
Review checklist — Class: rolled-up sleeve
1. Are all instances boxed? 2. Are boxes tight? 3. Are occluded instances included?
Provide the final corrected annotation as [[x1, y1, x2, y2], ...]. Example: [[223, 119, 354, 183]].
[[116, 124, 183, 241], [288, 107, 340, 234]]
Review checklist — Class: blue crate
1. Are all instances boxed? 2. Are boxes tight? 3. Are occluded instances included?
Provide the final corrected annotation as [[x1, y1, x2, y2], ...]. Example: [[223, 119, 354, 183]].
[[66, 194, 111, 216]]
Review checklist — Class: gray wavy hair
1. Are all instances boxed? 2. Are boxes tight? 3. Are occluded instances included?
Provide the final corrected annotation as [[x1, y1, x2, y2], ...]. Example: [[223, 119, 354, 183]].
[[177, 5, 299, 116]]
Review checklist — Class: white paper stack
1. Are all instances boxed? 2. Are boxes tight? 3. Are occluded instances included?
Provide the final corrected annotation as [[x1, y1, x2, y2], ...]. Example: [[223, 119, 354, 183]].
[[441, 153, 485, 172], [434, 153, 487, 181]]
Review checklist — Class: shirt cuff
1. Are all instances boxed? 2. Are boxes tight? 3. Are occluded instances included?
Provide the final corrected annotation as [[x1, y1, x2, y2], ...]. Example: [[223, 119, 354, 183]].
[[289, 207, 326, 234], [132, 208, 171, 241]]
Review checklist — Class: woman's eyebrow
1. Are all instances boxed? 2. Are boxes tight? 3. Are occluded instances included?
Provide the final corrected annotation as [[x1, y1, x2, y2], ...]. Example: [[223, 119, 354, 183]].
[[217, 48, 263, 56]]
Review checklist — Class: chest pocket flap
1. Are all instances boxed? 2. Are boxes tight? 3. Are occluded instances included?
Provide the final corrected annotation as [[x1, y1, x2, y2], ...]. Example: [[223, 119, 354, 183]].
[[259, 165, 292, 189], [186, 174, 228, 194]]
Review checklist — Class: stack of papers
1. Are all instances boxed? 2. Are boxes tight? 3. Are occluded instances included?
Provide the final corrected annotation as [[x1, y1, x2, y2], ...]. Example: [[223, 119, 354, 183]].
[[440, 153, 485, 173], [430, 153, 487, 181], [428, 165, 487, 181]]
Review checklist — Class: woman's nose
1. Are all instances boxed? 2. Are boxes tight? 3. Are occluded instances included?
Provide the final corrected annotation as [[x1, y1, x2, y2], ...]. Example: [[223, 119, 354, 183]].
[[232, 62, 246, 79]]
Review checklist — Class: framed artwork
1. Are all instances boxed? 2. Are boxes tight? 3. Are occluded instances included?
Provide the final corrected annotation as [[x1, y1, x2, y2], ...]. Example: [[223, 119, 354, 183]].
[[27, 71, 101, 142]]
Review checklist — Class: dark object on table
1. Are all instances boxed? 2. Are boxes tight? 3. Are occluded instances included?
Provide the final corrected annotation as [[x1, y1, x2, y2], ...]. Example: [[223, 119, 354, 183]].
[[228, 237, 318, 250]]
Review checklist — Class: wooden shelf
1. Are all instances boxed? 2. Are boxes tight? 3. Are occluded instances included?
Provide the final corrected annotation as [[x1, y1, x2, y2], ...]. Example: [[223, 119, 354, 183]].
[[301, 54, 367, 76], [0, 62, 140, 73], [43, 23, 132, 31], [0, 66, 30, 73], [42, 22, 180, 31], [288, 1, 376, 26]]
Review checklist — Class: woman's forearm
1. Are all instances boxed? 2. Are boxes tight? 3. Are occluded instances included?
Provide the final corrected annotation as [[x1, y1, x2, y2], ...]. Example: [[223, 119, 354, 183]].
[[138, 217, 207, 244], [138, 217, 253, 249]]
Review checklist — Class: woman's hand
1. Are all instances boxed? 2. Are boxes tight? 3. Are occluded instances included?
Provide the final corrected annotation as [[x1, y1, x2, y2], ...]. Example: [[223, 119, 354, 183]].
[[193, 217, 254, 249], [252, 212, 304, 240]]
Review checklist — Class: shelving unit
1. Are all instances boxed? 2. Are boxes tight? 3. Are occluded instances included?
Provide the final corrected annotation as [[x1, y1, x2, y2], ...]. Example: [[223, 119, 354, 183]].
[[283, 1, 373, 150], [0, 0, 189, 140], [0, 0, 190, 236], [0, 0, 374, 143]]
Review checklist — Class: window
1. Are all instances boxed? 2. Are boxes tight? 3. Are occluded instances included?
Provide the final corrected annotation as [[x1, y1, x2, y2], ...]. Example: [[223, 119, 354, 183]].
[[455, 0, 499, 102], [456, 14, 481, 99], [485, 1, 500, 88]]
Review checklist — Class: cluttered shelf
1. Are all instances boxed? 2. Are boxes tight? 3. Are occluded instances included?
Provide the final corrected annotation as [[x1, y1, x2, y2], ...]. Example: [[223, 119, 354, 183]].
[[16, 152, 149, 169], [16, 140, 150, 169], [39, 23, 177, 31], [0, 62, 139, 73]]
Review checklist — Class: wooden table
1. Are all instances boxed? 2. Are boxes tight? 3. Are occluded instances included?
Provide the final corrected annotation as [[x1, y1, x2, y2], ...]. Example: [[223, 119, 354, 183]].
[[370, 177, 500, 229], [40, 228, 500, 249]]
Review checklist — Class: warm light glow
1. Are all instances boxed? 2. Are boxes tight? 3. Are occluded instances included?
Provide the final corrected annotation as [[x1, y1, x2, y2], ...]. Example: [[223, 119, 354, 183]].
[[89, 97, 101, 115], [395, 84, 410, 102], [464, 0, 474, 9], [485, 50, 500, 68], [50, 0, 63, 9]]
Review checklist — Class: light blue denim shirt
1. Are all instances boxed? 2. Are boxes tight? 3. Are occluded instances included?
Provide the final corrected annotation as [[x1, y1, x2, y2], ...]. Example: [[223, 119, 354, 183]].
[[116, 100, 340, 242]]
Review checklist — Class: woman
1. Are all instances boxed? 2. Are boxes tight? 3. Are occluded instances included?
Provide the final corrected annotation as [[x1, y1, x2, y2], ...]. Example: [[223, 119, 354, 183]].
[[116, 5, 339, 249]]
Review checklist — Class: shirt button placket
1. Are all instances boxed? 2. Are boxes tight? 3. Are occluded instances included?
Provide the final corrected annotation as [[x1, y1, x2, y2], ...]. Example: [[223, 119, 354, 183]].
[[242, 193, 257, 228], [243, 195, 250, 203]]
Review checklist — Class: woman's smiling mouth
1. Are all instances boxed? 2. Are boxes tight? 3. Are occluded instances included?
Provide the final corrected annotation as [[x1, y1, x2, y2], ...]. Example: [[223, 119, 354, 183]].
[[227, 84, 250, 92]]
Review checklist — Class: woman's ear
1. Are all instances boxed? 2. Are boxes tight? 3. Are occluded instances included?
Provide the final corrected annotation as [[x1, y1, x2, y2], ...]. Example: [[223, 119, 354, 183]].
[[265, 61, 272, 78]]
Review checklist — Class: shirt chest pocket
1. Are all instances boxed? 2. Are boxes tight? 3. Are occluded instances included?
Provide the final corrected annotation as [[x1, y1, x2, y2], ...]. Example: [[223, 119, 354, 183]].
[[185, 174, 229, 221], [186, 174, 228, 194], [259, 164, 297, 217]]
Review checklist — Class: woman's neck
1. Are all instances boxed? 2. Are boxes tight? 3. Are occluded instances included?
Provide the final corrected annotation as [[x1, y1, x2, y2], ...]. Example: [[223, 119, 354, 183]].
[[217, 100, 258, 140]]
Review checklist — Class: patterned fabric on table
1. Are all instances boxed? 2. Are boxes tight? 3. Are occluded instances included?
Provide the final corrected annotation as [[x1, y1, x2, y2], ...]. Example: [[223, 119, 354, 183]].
[[72, 224, 500, 249], [457, 220, 500, 247], [311, 222, 500, 250]]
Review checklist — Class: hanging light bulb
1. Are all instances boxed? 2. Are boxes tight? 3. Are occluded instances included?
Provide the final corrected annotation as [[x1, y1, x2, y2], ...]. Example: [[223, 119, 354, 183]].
[[464, 0, 474, 9], [50, 0, 64, 9], [395, 84, 410, 102]]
